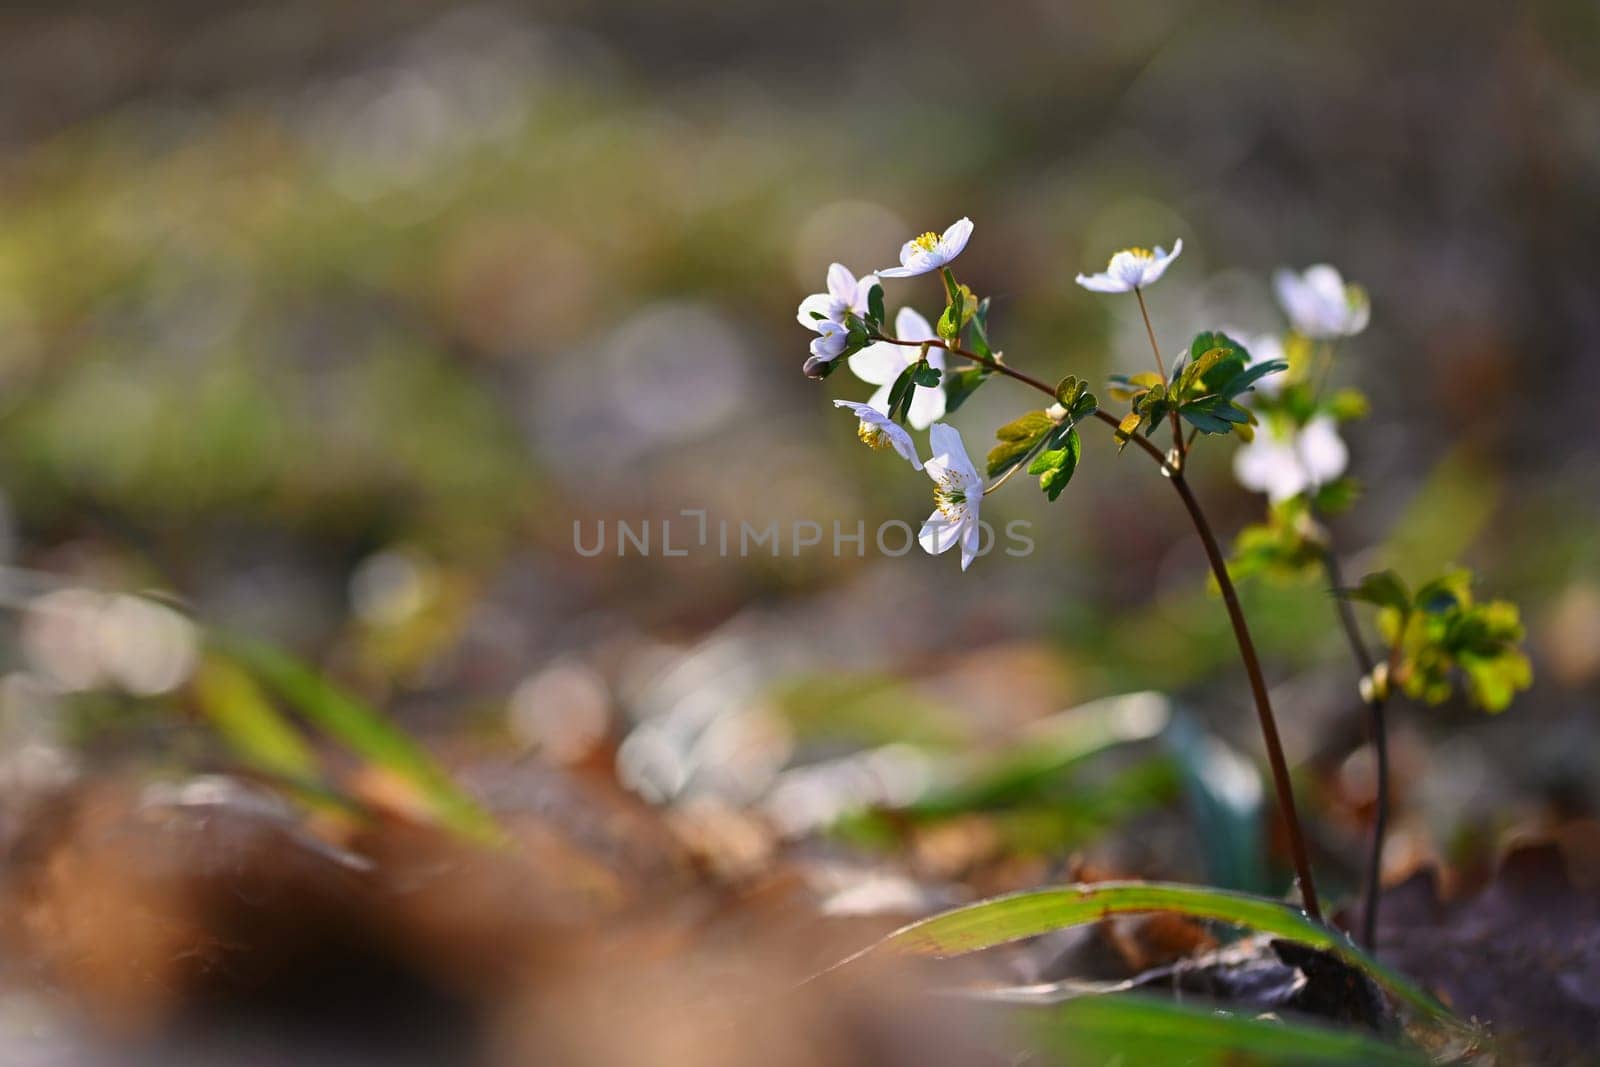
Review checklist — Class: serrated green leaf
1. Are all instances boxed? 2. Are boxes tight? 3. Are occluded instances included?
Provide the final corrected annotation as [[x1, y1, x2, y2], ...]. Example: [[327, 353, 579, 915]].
[[987, 411, 1055, 479], [1027, 427, 1081, 500]]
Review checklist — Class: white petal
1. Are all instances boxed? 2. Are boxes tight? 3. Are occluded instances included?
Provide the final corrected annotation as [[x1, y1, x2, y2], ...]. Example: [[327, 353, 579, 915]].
[[1075, 272, 1130, 294], [958, 519, 982, 571], [1297, 417, 1349, 483], [849, 340, 909, 385], [919, 512, 963, 555], [1233, 439, 1305, 502], [866, 381, 893, 415], [796, 292, 834, 330], [1139, 239, 1182, 286], [926, 423, 964, 467], [853, 273, 881, 315], [938, 217, 973, 259], [826, 263, 856, 302], [906, 382, 947, 431], [895, 306, 935, 342], [889, 429, 924, 471]]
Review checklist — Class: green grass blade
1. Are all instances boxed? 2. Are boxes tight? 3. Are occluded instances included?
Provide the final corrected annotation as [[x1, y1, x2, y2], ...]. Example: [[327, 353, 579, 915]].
[[1027, 993, 1430, 1066], [872, 881, 1467, 1039], [214, 634, 503, 844], [193, 657, 322, 782]]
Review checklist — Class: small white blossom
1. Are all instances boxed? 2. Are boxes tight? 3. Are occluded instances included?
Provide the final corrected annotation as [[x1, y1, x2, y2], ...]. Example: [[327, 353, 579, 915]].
[[1075, 241, 1183, 293], [797, 263, 879, 330], [919, 423, 986, 570], [879, 217, 973, 278], [833, 400, 922, 470], [1273, 264, 1369, 339], [1232, 415, 1348, 503], [846, 307, 946, 430], [808, 319, 849, 363]]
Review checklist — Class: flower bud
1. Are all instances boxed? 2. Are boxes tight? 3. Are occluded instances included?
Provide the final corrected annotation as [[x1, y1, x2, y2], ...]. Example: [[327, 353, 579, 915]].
[[802, 355, 830, 380]]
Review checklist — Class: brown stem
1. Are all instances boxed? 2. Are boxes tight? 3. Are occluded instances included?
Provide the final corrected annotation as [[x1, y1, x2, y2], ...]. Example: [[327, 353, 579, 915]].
[[1171, 472, 1323, 922], [876, 332, 1325, 920], [871, 335, 1174, 470], [1320, 545, 1389, 949]]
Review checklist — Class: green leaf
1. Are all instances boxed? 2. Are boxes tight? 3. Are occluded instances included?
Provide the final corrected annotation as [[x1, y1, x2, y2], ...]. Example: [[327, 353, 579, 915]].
[[1186, 331, 1249, 393], [1219, 359, 1290, 398], [942, 366, 991, 414], [1343, 570, 1412, 613], [1027, 426, 1081, 501], [969, 297, 994, 359], [911, 362, 942, 388], [936, 303, 961, 342], [866, 283, 885, 329], [886, 361, 921, 423], [1054, 375, 1087, 408], [1178, 407, 1233, 434], [1026, 994, 1431, 1067], [865, 881, 1468, 1038], [215, 635, 503, 844], [987, 411, 1055, 479]]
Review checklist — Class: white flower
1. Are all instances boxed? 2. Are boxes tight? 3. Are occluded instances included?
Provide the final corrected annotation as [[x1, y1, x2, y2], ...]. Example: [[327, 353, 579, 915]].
[[1273, 264, 1370, 339], [1075, 240, 1183, 293], [797, 263, 879, 330], [1235, 330, 1288, 399], [846, 307, 946, 430], [879, 217, 974, 278], [834, 400, 922, 470], [919, 423, 986, 570], [808, 319, 849, 363], [1232, 415, 1348, 503]]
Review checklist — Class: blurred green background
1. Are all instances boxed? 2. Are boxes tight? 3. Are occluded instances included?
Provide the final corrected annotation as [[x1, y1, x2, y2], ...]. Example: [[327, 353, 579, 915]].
[[0, 0, 1597, 895]]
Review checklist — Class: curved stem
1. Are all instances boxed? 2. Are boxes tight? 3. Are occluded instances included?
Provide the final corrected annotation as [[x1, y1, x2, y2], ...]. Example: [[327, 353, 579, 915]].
[[1171, 473, 1323, 922], [876, 331, 1324, 920], [1319, 545, 1389, 948]]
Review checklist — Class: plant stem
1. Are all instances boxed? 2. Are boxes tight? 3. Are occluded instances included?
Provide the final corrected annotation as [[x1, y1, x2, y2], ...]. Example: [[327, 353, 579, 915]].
[[880, 332, 1324, 920], [1134, 287, 1186, 460], [1169, 472, 1323, 921], [1319, 544, 1389, 948]]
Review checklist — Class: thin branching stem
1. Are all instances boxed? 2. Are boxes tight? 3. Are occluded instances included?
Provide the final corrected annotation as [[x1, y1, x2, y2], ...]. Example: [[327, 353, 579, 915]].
[[874, 331, 1325, 921], [1320, 544, 1390, 948]]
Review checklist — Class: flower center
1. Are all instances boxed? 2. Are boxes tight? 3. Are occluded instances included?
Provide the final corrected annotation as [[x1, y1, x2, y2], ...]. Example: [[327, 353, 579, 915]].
[[912, 231, 941, 253], [857, 421, 890, 450], [933, 473, 968, 518], [1114, 246, 1152, 264]]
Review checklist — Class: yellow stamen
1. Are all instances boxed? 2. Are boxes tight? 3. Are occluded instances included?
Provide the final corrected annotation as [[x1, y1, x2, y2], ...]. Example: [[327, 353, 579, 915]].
[[912, 231, 941, 252], [857, 421, 890, 450], [1114, 246, 1153, 265]]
